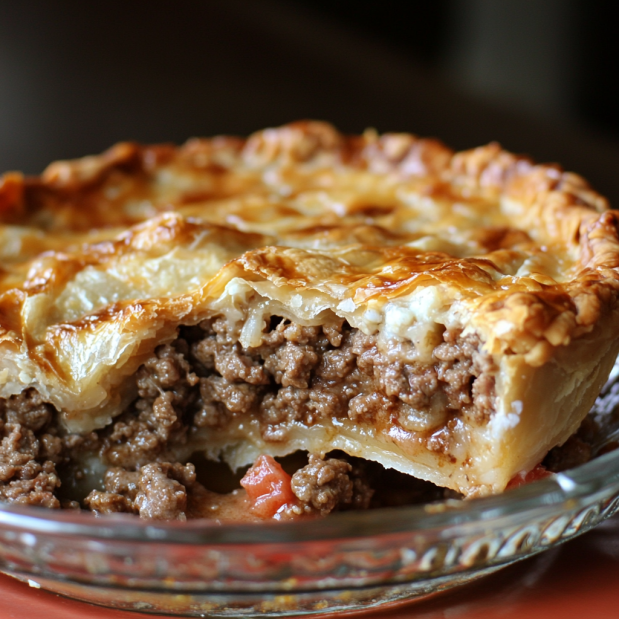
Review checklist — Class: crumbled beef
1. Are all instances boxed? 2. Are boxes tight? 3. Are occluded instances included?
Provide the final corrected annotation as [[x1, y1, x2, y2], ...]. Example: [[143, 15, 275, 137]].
[[105, 467, 140, 499], [289, 454, 373, 515], [85, 461, 196, 520], [402, 367, 440, 409], [263, 341, 318, 389], [101, 340, 198, 468], [83, 467, 139, 514], [259, 386, 313, 440], [348, 392, 394, 424], [291, 454, 352, 514], [192, 318, 268, 385], [134, 462, 195, 520], [200, 376, 261, 415], [3, 389, 53, 431], [84, 489, 135, 514], [434, 331, 496, 422], [0, 390, 61, 507]]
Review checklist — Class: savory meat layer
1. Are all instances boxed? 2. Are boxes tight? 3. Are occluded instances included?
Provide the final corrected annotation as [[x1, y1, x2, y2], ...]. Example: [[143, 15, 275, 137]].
[[0, 316, 502, 519], [97, 317, 498, 476]]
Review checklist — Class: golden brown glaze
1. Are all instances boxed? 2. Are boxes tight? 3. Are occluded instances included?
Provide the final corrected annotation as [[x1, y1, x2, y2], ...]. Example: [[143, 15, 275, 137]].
[[1, 121, 619, 495]]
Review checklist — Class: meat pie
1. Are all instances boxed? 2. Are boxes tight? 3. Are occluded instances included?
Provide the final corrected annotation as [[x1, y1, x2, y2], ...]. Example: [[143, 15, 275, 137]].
[[1, 122, 619, 518]]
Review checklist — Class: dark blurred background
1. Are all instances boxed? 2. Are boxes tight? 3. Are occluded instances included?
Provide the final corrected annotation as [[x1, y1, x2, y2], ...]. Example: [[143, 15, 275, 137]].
[[1, 0, 618, 201]]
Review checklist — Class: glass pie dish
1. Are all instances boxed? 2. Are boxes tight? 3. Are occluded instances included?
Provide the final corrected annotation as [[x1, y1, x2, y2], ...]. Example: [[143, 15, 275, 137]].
[[2, 364, 619, 618]]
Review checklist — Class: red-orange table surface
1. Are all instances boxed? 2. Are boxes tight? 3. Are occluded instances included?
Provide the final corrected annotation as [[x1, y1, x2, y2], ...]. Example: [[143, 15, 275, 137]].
[[2, 513, 619, 619]]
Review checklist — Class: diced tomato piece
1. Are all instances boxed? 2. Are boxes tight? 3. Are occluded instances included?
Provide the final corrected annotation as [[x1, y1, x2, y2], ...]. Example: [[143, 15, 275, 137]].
[[240, 455, 297, 518], [506, 464, 552, 490]]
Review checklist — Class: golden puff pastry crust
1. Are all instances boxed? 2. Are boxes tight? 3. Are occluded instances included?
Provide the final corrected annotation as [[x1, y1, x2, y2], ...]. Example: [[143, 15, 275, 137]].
[[2, 121, 619, 497]]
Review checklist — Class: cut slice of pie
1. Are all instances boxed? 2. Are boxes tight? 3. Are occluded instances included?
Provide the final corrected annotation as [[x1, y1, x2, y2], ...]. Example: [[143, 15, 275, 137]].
[[1, 121, 619, 500]]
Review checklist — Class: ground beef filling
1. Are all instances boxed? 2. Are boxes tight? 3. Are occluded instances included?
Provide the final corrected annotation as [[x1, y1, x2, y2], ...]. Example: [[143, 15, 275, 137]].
[[0, 389, 95, 509], [84, 462, 198, 520], [0, 317, 496, 519], [287, 454, 374, 516], [189, 317, 497, 441]]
